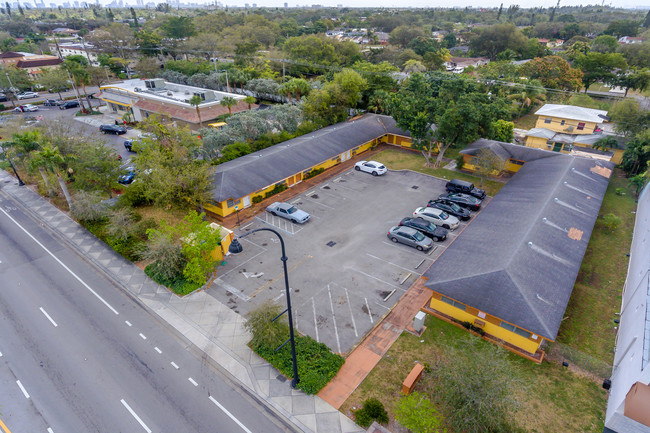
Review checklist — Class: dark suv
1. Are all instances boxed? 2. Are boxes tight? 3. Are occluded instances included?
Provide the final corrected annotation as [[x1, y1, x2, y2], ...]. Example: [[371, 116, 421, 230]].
[[399, 217, 448, 242], [100, 124, 127, 135], [59, 100, 80, 110], [445, 178, 486, 199]]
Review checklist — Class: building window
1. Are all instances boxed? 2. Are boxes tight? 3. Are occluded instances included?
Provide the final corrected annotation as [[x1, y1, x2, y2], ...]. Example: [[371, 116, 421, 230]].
[[500, 321, 532, 339], [577, 122, 585, 131], [226, 199, 241, 208], [544, 118, 552, 124], [560, 120, 565, 126], [509, 159, 524, 166], [440, 296, 466, 311]]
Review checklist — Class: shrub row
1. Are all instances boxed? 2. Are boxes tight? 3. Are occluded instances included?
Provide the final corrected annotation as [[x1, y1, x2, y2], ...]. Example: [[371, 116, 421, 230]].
[[144, 262, 200, 296]]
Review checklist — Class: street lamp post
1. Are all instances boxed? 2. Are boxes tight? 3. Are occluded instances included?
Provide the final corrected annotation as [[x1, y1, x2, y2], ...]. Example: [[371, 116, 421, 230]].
[[228, 228, 300, 388]]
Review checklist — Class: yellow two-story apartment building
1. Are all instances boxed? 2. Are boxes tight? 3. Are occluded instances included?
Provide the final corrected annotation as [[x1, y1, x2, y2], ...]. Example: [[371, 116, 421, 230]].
[[524, 104, 624, 164]]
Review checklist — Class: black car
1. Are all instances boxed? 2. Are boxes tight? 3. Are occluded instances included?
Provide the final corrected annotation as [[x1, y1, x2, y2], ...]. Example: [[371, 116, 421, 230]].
[[124, 139, 134, 152], [427, 199, 471, 221], [399, 217, 448, 242], [59, 100, 80, 109], [445, 178, 486, 199], [100, 124, 127, 135], [438, 192, 482, 211]]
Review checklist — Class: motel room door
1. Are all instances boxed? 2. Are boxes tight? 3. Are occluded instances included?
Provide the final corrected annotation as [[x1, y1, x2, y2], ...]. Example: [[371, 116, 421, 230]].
[[242, 196, 251, 208], [341, 150, 351, 162]]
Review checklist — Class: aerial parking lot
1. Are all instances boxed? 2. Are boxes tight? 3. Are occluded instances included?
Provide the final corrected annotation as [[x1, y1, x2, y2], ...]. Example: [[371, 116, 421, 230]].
[[208, 168, 482, 354]]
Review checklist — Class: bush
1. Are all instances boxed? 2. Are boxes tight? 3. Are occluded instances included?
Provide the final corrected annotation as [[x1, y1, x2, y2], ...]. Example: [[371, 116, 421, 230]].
[[145, 262, 201, 296], [354, 398, 389, 428], [118, 180, 151, 207], [71, 190, 109, 221], [253, 333, 344, 394], [265, 183, 287, 198], [456, 154, 465, 170], [106, 235, 144, 261], [252, 195, 264, 204], [615, 188, 624, 196], [603, 213, 621, 230], [305, 168, 325, 179]]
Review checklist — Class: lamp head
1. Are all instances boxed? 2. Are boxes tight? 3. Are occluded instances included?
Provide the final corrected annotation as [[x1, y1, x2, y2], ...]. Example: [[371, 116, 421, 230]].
[[229, 238, 243, 254]]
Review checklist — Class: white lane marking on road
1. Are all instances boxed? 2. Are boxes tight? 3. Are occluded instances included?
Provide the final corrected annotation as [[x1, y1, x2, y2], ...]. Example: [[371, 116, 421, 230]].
[[353, 269, 403, 291], [125, 320, 132, 327], [120, 399, 152, 433], [209, 395, 253, 433], [139, 333, 146, 340], [16, 380, 30, 398], [0, 208, 119, 316], [171, 361, 179, 369], [344, 288, 358, 337], [311, 298, 319, 342], [364, 298, 374, 324], [39, 307, 58, 327], [0, 351, 3, 357], [188, 377, 198, 386], [47, 428, 54, 433], [327, 284, 342, 353], [154, 347, 162, 354]]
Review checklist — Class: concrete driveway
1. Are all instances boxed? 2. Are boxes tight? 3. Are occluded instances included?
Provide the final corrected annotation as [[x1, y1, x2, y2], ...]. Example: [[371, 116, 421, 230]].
[[208, 169, 479, 354]]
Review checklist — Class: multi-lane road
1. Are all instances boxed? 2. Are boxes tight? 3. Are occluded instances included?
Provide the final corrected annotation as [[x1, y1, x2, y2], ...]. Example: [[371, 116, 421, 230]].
[[0, 194, 295, 433]]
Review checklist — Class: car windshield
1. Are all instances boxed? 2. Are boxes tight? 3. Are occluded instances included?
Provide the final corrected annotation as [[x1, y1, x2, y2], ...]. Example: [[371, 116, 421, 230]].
[[413, 231, 425, 241], [440, 211, 449, 220], [287, 206, 297, 214], [449, 202, 462, 212]]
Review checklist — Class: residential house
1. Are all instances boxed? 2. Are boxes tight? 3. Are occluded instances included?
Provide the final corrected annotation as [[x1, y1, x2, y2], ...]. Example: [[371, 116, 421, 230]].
[[49, 42, 100, 66], [0, 51, 63, 79], [618, 36, 645, 45], [98, 78, 252, 131], [523, 104, 624, 164], [425, 139, 613, 360], [537, 38, 564, 48], [51, 27, 79, 36], [207, 114, 410, 218], [604, 183, 650, 433], [445, 56, 490, 73]]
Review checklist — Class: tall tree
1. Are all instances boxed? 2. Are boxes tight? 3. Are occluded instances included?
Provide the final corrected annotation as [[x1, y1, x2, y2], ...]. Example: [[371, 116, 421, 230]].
[[189, 94, 204, 128], [520, 56, 583, 91], [220, 96, 237, 116], [130, 7, 138, 28], [575, 52, 628, 92], [469, 24, 528, 60], [30, 145, 74, 208]]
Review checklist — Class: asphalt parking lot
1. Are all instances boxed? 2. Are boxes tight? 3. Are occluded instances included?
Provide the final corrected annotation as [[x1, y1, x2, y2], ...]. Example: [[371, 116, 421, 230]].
[[208, 169, 478, 353]]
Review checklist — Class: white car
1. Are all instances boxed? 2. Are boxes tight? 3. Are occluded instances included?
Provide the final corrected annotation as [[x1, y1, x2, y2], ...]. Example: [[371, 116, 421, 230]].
[[14, 104, 39, 112], [354, 160, 387, 176], [16, 91, 39, 100], [266, 202, 310, 224], [413, 207, 460, 230]]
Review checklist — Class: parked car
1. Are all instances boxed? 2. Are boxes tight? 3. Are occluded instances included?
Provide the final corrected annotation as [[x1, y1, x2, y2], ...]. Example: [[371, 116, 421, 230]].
[[445, 178, 486, 199], [438, 192, 482, 212], [100, 124, 127, 135], [118, 167, 136, 185], [124, 139, 134, 152], [354, 160, 387, 176], [14, 104, 38, 112], [427, 199, 471, 221], [387, 226, 433, 251], [59, 100, 80, 110], [266, 202, 310, 224], [399, 217, 448, 242], [42, 99, 60, 106], [16, 91, 39, 100], [0, 93, 8, 102], [413, 207, 460, 230]]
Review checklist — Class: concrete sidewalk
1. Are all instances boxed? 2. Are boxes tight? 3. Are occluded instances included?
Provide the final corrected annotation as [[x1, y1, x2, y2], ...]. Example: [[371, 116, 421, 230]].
[[0, 171, 363, 433]]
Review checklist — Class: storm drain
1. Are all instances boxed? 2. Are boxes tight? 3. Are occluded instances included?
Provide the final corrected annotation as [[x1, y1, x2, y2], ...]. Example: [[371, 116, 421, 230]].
[[326, 241, 337, 247], [411, 185, 419, 190]]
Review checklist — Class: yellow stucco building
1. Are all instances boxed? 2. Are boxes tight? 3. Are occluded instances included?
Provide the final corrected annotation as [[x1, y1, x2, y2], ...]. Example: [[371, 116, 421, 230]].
[[524, 104, 624, 164]]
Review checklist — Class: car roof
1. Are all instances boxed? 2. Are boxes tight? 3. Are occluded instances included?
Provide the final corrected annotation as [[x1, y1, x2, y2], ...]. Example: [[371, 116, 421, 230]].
[[276, 202, 293, 210], [396, 226, 418, 235], [418, 207, 441, 215]]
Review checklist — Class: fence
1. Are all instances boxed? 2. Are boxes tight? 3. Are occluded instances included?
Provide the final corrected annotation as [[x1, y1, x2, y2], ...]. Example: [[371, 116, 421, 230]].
[[546, 341, 612, 379]]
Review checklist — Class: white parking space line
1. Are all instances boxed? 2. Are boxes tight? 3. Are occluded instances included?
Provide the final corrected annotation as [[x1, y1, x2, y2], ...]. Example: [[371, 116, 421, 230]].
[[209, 395, 253, 433], [16, 380, 30, 398], [344, 288, 358, 337], [366, 253, 423, 275], [188, 377, 198, 387], [139, 333, 147, 340], [125, 320, 132, 327], [364, 298, 374, 324], [353, 269, 404, 292], [48, 428, 54, 433], [311, 298, 320, 342], [374, 301, 391, 311], [0, 208, 119, 316], [120, 399, 152, 433], [381, 241, 437, 260], [327, 285, 342, 353], [219, 250, 266, 279], [171, 361, 179, 369], [154, 347, 162, 354], [39, 307, 58, 327]]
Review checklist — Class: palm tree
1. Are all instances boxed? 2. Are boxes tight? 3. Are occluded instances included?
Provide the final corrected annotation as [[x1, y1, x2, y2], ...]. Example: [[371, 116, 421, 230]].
[[220, 96, 237, 116], [279, 82, 293, 104], [592, 136, 620, 151], [6, 130, 41, 168], [189, 94, 204, 128], [30, 145, 74, 208], [287, 78, 310, 102], [244, 95, 256, 110]]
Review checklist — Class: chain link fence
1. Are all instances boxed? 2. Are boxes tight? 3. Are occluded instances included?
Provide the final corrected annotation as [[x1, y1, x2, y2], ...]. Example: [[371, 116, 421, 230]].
[[546, 342, 612, 379]]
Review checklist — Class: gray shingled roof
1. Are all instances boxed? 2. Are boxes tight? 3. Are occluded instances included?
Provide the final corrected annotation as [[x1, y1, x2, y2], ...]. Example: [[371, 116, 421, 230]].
[[461, 138, 558, 163], [425, 143, 613, 340], [210, 114, 409, 202], [535, 104, 608, 123]]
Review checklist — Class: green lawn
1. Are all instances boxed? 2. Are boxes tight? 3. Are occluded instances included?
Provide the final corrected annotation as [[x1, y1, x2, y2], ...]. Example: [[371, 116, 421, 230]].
[[555, 171, 637, 363], [341, 316, 607, 433], [373, 148, 505, 197]]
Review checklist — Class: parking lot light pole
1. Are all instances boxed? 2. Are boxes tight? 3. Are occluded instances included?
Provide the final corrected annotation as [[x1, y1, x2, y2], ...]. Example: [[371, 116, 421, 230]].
[[228, 228, 300, 388]]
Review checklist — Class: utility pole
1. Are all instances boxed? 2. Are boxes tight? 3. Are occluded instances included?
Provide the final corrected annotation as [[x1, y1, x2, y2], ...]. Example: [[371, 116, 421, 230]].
[[65, 69, 84, 109]]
